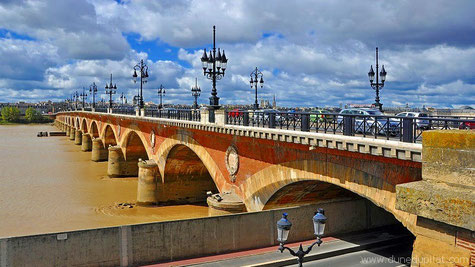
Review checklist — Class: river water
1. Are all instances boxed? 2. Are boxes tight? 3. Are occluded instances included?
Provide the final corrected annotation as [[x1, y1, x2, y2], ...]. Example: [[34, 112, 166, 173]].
[[0, 124, 210, 238]]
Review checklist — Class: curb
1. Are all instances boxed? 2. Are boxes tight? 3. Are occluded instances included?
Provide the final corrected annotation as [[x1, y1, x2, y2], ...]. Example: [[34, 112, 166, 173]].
[[242, 235, 413, 267]]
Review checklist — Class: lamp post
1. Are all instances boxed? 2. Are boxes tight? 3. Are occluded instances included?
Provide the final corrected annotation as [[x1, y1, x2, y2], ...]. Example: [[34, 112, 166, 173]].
[[368, 47, 387, 112], [200, 25, 228, 109], [191, 78, 201, 109], [89, 82, 98, 109], [276, 209, 327, 267], [80, 87, 87, 109], [157, 84, 165, 109], [250, 67, 264, 110], [132, 59, 149, 110], [105, 74, 117, 110], [74, 91, 79, 110]]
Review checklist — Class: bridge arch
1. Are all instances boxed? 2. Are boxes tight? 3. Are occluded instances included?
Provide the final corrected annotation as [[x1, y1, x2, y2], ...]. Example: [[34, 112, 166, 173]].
[[156, 133, 228, 193], [241, 159, 417, 234], [123, 130, 149, 161], [81, 118, 88, 133], [102, 124, 118, 148], [121, 130, 149, 177], [90, 121, 99, 138], [75, 117, 80, 129], [158, 144, 219, 204]]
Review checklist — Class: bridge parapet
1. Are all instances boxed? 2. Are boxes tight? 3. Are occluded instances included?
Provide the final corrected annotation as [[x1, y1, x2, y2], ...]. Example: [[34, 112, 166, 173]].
[[56, 111, 422, 162]]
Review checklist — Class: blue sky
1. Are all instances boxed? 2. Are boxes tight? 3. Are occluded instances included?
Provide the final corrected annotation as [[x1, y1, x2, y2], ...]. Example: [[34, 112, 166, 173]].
[[0, 0, 474, 108]]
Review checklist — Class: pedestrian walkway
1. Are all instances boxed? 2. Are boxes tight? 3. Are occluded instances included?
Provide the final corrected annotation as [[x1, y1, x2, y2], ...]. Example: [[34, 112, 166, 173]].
[[144, 226, 412, 267]]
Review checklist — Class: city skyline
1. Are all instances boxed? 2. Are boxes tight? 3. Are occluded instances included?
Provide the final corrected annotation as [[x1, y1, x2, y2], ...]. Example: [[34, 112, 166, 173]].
[[0, 0, 474, 108]]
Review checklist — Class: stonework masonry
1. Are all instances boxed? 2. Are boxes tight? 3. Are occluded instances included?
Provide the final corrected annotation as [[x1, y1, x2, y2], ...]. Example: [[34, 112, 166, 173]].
[[52, 112, 475, 266], [396, 130, 475, 267]]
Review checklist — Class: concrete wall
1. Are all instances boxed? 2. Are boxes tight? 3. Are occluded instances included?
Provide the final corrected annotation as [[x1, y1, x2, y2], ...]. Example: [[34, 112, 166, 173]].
[[0, 199, 396, 267]]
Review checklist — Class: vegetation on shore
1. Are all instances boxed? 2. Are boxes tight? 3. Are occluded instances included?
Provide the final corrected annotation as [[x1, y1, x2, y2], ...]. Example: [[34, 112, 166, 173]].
[[1, 107, 53, 124]]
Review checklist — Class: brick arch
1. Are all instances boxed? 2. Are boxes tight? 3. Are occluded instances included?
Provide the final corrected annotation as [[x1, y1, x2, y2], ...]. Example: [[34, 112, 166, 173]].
[[81, 118, 88, 133], [101, 124, 118, 148], [121, 129, 151, 161], [156, 133, 229, 193], [240, 159, 417, 234], [89, 121, 100, 138]]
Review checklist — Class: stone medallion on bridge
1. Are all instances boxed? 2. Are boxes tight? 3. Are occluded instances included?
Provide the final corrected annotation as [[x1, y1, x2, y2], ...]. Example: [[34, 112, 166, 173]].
[[150, 130, 156, 148], [225, 145, 239, 183]]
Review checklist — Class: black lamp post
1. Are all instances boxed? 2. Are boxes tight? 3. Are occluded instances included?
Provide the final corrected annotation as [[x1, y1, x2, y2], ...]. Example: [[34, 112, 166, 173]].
[[200, 25, 228, 109], [250, 67, 264, 110], [368, 47, 387, 112], [133, 59, 149, 110], [157, 84, 165, 109], [276, 209, 327, 267], [105, 74, 117, 110], [191, 78, 201, 109], [80, 87, 87, 109], [64, 94, 74, 110], [89, 82, 98, 109], [74, 91, 79, 110]]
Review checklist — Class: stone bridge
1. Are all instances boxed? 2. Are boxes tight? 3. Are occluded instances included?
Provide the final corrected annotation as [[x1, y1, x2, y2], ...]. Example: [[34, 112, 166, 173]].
[[53, 111, 474, 266]]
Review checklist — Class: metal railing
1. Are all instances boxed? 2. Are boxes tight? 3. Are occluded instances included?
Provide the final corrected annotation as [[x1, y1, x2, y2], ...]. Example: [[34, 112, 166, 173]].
[[111, 108, 135, 115], [225, 110, 475, 143], [95, 107, 108, 113], [145, 109, 201, 122]]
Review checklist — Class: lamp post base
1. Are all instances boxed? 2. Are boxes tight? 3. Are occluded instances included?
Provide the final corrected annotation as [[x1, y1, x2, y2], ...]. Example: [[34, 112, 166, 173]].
[[209, 96, 220, 110], [373, 102, 383, 112]]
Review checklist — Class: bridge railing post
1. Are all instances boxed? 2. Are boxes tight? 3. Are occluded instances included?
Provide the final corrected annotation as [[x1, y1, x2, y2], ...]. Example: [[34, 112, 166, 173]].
[[343, 116, 355, 136], [402, 118, 414, 143], [269, 113, 276, 128], [301, 113, 310, 132], [188, 110, 193, 121], [243, 112, 249, 126], [209, 109, 215, 123]]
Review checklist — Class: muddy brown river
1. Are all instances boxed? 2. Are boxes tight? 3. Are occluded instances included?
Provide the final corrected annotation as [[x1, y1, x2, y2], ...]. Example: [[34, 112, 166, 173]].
[[0, 124, 210, 238]]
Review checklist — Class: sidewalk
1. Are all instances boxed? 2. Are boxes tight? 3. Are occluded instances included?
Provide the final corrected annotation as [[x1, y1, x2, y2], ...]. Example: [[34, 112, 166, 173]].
[[144, 227, 412, 267]]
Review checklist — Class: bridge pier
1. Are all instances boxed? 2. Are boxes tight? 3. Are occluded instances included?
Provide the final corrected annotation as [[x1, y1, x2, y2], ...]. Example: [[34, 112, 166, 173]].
[[81, 133, 92, 151], [65, 126, 70, 137], [69, 128, 75, 140], [207, 192, 246, 215], [137, 160, 159, 205], [107, 145, 137, 177], [91, 139, 108, 161], [74, 130, 82, 145], [396, 130, 474, 267]]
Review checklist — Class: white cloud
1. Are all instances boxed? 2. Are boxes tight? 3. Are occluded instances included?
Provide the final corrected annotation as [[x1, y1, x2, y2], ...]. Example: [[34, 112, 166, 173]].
[[0, 0, 474, 108]]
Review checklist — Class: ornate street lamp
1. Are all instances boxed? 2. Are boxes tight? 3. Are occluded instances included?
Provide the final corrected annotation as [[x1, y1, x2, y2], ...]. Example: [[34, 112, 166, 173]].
[[250, 67, 264, 110], [133, 59, 149, 110], [368, 47, 387, 112], [105, 74, 117, 110], [157, 84, 165, 109], [89, 82, 98, 109], [191, 78, 201, 109], [200, 25, 228, 109], [73, 91, 79, 110], [276, 209, 327, 267], [80, 87, 87, 109]]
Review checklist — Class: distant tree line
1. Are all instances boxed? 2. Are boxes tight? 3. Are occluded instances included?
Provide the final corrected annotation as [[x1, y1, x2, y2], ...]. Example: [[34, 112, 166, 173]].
[[1, 107, 52, 123]]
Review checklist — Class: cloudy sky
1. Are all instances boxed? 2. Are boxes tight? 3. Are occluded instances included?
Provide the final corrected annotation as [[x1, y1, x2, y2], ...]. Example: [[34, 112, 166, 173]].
[[0, 0, 474, 108]]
